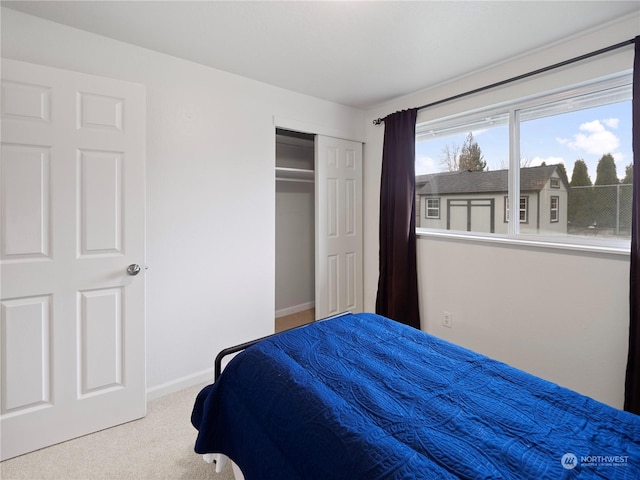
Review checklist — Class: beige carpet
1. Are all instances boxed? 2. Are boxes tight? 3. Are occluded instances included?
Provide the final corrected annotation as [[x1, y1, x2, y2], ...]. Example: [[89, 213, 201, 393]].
[[1, 312, 315, 480], [275, 308, 315, 332], [0, 384, 234, 480]]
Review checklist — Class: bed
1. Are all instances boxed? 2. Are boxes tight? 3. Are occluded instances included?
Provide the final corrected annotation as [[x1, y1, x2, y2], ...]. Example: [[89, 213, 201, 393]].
[[191, 312, 640, 479]]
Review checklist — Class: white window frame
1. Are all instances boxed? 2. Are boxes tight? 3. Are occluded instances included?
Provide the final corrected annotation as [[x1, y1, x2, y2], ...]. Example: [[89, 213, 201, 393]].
[[519, 197, 528, 224], [415, 72, 632, 254], [550, 196, 560, 223], [504, 196, 528, 223], [425, 198, 440, 219]]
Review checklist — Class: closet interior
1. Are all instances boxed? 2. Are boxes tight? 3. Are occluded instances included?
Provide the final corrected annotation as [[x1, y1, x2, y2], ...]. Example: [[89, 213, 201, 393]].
[[275, 128, 315, 325]]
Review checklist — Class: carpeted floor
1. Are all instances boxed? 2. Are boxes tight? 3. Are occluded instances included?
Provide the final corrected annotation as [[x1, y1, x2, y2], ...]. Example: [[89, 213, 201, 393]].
[[275, 308, 315, 332], [0, 384, 234, 480], [1, 311, 316, 480]]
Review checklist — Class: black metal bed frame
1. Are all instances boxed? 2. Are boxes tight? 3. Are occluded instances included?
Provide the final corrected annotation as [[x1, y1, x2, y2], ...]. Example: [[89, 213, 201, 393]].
[[213, 311, 351, 381]]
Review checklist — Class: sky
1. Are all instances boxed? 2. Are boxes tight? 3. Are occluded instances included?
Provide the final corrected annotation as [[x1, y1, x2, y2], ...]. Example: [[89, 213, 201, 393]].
[[415, 100, 632, 182]]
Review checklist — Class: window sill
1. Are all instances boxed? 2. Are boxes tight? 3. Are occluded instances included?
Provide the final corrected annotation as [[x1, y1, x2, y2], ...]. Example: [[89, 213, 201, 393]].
[[415, 228, 630, 256]]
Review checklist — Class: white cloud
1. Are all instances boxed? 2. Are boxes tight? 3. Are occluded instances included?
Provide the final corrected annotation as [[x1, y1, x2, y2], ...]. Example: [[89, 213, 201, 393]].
[[613, 152, 626, 164], [603, 118, 619, 129], [556, 119, 620, 156], [528, 156, 565, 167], [415, 154, 439, 175]]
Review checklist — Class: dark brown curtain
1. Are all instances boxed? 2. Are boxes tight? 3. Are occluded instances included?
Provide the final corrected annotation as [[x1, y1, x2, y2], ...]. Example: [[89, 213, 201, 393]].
[[375, 108, 421, 329], [624, 36, 640, 415]]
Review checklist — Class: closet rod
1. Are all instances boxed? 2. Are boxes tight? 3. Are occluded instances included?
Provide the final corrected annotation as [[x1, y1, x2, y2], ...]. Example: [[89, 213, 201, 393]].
[[276, 177, 314, 184], [372, 37, 636, 126]]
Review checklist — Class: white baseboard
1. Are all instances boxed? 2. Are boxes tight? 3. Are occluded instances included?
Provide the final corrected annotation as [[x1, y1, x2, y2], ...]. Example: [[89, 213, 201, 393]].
[[275, 301, 315, 318], [148, 301, 316, 401], [146, 368, 214, 401]]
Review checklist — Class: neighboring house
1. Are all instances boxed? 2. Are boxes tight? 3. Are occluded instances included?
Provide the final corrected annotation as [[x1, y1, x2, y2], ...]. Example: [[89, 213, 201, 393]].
[[416, 165, 569, 234]]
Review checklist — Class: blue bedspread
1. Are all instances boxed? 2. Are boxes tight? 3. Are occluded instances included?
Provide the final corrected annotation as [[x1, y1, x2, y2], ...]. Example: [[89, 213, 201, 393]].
[[191, 312, 640, 479]]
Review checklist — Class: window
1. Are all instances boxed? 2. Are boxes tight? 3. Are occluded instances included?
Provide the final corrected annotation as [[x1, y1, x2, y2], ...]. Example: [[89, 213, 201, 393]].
[[550, 196, 559, 223], [504, 196, 528, 223], [415, 113, 508, 231], [415, 73, 632, 248], [426, 198, 440, 218], [520, 197, 528, 223]]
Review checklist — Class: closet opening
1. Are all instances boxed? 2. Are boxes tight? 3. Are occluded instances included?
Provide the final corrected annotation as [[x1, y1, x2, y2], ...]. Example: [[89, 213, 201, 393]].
[[275, 128, 316, 332]]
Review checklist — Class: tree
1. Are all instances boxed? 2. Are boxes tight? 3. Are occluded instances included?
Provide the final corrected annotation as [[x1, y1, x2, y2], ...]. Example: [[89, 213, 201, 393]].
[[568, 159, 594, 229], [594, 153, 619, 186], [555, 163, 569, 187], [570, 159, 592, 187], [458, 132, 486, 172], [622, 163, 633, 184], [440, 143, 461, 172], [620, 163, 634, 232], [593, 154, 619, 228]]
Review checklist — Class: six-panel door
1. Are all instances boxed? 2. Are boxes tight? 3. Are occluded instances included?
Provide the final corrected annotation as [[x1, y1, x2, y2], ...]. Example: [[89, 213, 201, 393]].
[[0, 59, 146, 460], [315, 136, 363, 319]]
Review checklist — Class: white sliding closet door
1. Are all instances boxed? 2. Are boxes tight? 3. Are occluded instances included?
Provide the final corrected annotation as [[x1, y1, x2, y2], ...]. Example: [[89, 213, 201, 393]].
[[315, 136, 363, 319], [1, 59, 146, 460]]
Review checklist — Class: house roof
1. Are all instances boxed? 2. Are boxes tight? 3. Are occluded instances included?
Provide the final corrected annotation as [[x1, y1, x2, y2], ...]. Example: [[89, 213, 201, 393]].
[[417, 165, 567, 196]]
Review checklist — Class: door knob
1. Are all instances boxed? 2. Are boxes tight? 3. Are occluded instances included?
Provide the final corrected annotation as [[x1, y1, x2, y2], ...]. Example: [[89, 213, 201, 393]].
[[127, 264, 141, 276]]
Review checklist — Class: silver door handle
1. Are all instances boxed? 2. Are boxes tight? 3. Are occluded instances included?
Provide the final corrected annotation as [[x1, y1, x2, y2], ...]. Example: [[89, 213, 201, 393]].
[[127, 264, 141, 276]]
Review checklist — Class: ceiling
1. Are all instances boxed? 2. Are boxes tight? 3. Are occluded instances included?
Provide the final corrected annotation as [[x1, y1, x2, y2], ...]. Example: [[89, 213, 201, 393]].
[[2, 1, 639, 109]]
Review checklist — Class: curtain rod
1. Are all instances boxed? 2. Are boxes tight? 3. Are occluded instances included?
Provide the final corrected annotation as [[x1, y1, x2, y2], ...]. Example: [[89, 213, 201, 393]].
[[372, 37, 636, 126]]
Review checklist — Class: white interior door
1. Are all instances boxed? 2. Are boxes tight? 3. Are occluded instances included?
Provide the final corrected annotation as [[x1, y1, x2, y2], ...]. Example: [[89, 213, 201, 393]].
[[1, 59, 146, 460], [315, 135, 363, 319]]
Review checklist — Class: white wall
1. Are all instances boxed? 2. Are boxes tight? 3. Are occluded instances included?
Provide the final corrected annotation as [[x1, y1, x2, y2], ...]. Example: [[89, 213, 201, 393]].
[[0, 7, 364, 397], [363, 13, 639, 408]]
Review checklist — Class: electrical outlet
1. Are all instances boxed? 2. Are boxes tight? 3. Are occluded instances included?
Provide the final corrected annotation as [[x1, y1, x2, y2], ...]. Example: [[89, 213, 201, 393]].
[[443, 311, 453, 328]]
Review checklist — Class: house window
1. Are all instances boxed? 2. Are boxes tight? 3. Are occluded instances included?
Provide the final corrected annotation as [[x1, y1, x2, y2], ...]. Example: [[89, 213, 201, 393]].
[[426, 198, 440, 218], [520, 197, 528, 223], [415, 72, 632, 247], [504, 196, 528, 223], [550, 196, 559, 222]]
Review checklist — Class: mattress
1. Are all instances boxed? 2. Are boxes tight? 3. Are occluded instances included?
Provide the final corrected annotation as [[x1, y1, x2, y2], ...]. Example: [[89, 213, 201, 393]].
[[192, 312, 640, 479]]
